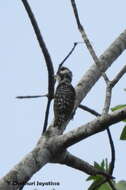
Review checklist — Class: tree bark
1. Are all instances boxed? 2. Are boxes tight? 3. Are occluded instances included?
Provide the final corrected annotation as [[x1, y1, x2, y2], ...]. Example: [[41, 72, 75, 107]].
[[1, 30, 126, 190]]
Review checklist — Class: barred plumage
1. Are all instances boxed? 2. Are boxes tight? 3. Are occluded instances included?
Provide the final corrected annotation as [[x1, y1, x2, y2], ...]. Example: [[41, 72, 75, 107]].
[[54, 67, 76, 128]]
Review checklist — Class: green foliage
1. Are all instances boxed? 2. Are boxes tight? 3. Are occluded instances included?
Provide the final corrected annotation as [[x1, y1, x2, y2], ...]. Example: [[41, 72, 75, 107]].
[[86, 158, 126, 190], [120, 126, 126, 140], [87, 159, 111, 190], [111, 104, 126, 111], [111, 104, 126, 122], [111, 104, 126, 140], [87, 159, 126, 190], [88, 180, 111, 190], [89, 181, 126, 190]]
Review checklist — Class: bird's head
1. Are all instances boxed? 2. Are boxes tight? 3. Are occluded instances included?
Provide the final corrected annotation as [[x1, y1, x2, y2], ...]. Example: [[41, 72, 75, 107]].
[[55, 67, 73, 83]]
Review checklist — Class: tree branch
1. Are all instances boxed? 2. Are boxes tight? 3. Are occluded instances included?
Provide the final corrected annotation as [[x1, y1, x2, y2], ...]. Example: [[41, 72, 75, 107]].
[[52, 29, 126, 136], [57, 107, 126, 148], [78, 105, 115, 175], [70, 0, 109, 83], [42, 99, 52, 133], [58, 42, 78, 70], [21, 0, 55, 134], [102, 64, 126, 115], [70, 4, 126, 187], [21, 0, 54, 98], [16, 94, 48, 99], [102, 82, 112, 114], [74, 30, 126, 108], [1, 11, 126, 188], [79, 104, 100, 117], [111, 65, 126, 87], [0, 140, 51, 190], [60, 151, 114, 179], [69, 4, 125, 189], [95, 65, 126, 190]]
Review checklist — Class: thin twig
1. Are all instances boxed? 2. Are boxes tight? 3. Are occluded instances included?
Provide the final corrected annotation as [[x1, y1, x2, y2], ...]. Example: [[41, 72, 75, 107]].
[[102, 65, 126, 115], [21, 0, 54, 134], [16, 94, 48, 99], [111, 65, 126, 87], [102, 82, 112, 115], [79, 105, 100, 117], [58, 42, 77, 70], [58, 42, 83, 71], [70, 0, 109, 84], [107, 129, 115, 175]]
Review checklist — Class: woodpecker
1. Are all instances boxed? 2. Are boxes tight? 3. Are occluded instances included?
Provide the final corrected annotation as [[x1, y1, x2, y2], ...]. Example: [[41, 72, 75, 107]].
[[53, 67, 76, 129]]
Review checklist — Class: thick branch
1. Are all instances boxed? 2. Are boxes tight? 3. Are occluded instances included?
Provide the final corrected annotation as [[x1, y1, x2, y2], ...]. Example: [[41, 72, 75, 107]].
[[60, 152, 113, 179], [0, 92, 125, 190], [47, 29, 126, 136], [0, 140, 51, 190], [57, 107, 126, 148], [75, 29, 126, 108], [1, 9, 126, 190]]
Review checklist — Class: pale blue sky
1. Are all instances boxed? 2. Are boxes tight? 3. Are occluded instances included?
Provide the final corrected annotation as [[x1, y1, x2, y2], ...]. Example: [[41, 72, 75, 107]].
[[0, 1, 126, 190]]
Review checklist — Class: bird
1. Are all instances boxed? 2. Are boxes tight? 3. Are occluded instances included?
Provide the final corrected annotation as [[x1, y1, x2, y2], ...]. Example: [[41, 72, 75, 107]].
[[53, 67, 76, 129]]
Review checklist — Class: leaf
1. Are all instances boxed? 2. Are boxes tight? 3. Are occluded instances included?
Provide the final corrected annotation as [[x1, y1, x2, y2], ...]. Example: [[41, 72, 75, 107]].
[[87, 159, 114, 190], [111, 104, 126, 112], [86, 175, 98, 181], [88, 178, 104, 190], [88, 180, 126, 190], [105, 158, 109, 172], [86, 174, 103, 182], [88, 181, 112, 190], [101, 160, 105, 168], [98, 183, 112, 190], [94, 161, 105, 171], [87, 159, 109, 182], [120, 126, 126, 140], [94, 162, 101, 169], [115, 180, 126, 190], [111, 105, 126, 122]]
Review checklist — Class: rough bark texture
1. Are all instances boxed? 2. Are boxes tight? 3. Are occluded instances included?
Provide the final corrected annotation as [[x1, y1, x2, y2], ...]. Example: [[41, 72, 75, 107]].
[[57, 107, 126, 148], [1, 30, 126, 190], [75, 29, 126, 107]]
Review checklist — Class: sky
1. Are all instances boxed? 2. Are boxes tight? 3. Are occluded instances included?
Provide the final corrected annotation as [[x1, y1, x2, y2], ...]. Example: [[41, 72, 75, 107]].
[[0, 0, 126, 190]]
